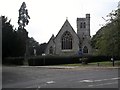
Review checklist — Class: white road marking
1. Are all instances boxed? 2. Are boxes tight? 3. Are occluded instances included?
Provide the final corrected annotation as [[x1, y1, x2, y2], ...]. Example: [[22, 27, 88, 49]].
[[94, 77, 120, 82], [88, 82, 118, 87], [79, 80, 94, 83], [79, 77, 120, 83], [112, 77, 120, 80], [46, 81, 55, 84]]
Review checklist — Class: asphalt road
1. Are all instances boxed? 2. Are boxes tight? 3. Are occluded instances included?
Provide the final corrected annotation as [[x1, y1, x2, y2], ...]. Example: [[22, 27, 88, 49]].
[[2, 66, 119, 88]]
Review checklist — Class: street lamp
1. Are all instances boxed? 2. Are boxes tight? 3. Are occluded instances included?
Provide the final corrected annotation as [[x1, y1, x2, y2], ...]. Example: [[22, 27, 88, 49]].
[[111, 57, 114, 67], [111, 37, 115, 67], [42, 53, 46, 65]]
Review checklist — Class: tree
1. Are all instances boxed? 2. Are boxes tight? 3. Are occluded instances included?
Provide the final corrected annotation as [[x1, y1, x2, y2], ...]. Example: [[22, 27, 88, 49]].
[[18, 2, 30, 63], [91, 9, 120, 57], [2, 16, 16, 58], [36, 43, 47, 55], [2, 16, 26, 59], [18, 2, 30, 41], [28, 37, 39, 56], [18, 2, 30, 29]]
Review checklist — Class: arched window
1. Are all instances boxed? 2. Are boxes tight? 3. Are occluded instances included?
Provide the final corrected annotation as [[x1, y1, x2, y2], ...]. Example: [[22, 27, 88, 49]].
[[83, 22, 86, 28], [83, 46, 88, 53], [61, 31, 72, 50], [49, 46, 53, 54], [80, 22, 83, 28]]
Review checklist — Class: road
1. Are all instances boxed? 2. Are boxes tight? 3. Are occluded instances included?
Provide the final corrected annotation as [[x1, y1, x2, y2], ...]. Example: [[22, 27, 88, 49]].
[[2, 66, 119, 88]]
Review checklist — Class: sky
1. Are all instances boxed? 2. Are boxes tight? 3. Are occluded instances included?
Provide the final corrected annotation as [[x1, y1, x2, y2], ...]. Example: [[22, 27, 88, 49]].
[[0, 0, 119, 44]]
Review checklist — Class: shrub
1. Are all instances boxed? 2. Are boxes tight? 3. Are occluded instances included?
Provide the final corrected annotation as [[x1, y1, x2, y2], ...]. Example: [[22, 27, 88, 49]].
[[79, 58, 88, 64]]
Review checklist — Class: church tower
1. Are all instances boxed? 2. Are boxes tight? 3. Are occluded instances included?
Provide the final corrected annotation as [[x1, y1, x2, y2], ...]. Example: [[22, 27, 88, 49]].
[[77, 14, 90, 41], [77, 14, 92, 54]]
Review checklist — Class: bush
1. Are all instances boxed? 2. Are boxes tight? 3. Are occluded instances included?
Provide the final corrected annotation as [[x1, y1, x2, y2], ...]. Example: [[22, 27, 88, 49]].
[[79, 58, 88, 64]]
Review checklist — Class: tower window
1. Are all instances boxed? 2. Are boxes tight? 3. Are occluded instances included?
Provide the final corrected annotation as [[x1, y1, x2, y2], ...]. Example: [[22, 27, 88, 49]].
[[83, 22, 86, 28], [80, 22, 86, 28], [61, 31, 72, 50]]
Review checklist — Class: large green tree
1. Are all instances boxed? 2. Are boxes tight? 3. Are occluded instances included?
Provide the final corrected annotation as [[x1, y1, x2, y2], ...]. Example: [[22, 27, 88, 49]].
[[91, 9, 120, 57]]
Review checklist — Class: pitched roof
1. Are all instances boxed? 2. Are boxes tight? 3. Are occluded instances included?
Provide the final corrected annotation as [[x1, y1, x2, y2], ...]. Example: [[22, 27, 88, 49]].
[[47, 34, 55, 44], [55, 19, 78, 38]]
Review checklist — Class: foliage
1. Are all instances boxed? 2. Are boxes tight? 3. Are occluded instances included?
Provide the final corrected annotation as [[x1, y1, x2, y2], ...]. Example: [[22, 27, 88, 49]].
[[28, 37, 39, 56], [2, 2, 49, 65], [2, 16, 17, 57], [2, 2, 31, 59], [91, 9, 120, 57], [2, 16, 27, 58], [18, 2, 30, 29]]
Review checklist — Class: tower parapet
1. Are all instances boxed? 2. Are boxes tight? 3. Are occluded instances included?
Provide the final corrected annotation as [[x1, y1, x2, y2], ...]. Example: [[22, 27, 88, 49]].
[[86, 14, 90, 18]]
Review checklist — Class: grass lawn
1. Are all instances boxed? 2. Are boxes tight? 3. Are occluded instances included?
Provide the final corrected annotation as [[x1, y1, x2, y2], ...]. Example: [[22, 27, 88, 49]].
[[59, 60, 120, 67]]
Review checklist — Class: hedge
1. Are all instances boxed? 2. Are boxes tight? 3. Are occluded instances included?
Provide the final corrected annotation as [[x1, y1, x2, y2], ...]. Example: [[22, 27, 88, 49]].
[[3, 57, 24, 65], [2, 55, 120, 66], [87, 55, 120, 63], [28, 55, 80, 66]]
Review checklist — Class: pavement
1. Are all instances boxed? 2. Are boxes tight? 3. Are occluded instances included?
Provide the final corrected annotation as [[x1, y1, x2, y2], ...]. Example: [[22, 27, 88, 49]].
[[19, 65, 77, 69], [19, 65, 119, 69]]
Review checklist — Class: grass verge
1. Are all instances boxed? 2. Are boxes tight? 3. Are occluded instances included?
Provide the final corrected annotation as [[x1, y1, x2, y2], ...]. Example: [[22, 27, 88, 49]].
[[58, 60, 120, 67]]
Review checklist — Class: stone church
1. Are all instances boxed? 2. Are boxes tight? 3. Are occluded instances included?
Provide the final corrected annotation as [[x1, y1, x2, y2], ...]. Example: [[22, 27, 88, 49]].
[[45, 14, 92, 56]]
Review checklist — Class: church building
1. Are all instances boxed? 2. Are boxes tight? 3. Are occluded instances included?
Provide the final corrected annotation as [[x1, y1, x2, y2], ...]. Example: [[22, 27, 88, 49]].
[[45, 14, 92, 56]]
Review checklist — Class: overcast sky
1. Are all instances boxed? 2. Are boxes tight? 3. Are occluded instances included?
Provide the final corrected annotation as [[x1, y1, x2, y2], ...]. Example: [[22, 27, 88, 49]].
[[0, 0, 119, 44]]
